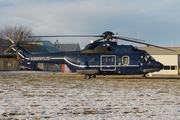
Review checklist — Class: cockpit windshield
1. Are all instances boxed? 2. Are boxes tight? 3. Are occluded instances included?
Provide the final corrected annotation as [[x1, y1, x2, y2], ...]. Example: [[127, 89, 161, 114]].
[[141, 53, 155, 61], [145, 53, 155, 61]]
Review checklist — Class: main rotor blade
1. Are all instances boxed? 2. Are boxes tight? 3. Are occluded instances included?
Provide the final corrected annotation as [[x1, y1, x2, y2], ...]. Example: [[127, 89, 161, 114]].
[[94, 38, 104, 42], [112, 36, 145, 42], [28, 35, 101, 38], [114, 36, 176, 52]]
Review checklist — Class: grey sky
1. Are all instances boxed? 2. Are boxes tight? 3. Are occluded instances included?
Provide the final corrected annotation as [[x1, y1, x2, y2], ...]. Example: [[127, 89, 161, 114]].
[[0, 0, 180, 48]]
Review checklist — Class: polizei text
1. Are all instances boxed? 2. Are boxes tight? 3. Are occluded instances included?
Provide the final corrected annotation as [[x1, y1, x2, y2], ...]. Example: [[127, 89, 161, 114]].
[[30, 57, 51, 61]]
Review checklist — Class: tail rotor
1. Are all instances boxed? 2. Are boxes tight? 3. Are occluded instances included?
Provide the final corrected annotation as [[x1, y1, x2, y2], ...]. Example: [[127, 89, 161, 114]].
[[4, 32, 24, 61]]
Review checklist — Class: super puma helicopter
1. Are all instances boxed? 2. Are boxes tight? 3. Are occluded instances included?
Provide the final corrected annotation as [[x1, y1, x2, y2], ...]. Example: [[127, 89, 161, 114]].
[[5, 31, 172, 79]]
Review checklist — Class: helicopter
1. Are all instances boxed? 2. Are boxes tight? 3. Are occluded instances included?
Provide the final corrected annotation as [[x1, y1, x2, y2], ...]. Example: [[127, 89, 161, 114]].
[[4, 31, 173, 79]]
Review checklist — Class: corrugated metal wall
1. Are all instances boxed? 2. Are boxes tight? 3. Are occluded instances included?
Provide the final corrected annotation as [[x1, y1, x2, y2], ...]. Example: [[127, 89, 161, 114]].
[[38, 63, 61, 72], [0, 58, 19, 70]]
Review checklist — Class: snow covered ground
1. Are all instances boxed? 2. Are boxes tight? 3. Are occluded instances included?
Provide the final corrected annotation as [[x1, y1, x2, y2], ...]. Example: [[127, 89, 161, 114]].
[[0, 72, 180, 119]]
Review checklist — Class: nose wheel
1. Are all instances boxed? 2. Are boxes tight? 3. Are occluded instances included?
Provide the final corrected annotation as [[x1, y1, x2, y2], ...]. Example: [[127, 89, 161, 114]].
[[142, 74, 147, 79], [84, 74, 91, 79]]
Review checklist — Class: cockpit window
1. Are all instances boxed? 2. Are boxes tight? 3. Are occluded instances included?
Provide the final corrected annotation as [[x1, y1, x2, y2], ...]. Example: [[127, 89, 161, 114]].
[[146, 54, 155, 61], [141, 53, 155, 61], [102, 57, 114, 62]]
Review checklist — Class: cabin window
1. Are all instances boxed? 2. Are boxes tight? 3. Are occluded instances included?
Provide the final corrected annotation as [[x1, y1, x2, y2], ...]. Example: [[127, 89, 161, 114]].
[[102, 57, 114, 63], [122, 56, 130, 65], [102, 57, 108, 62], [108, 57, 114, 62]]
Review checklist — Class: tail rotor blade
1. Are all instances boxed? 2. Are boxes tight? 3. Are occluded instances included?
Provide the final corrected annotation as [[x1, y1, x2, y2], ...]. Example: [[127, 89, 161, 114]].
[[4, 46, 13, 54], [16, 49, 20, 60], [17, 31, 23, 43], [5, 35, 14, 44]]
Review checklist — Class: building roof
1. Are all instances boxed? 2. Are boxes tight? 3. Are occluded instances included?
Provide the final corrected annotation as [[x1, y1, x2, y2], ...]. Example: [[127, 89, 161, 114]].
[[0, 40, 59, 56], [22, 41, 59, 53], [0, 39, 81, 56], [138, 46, 180, 55], [0, 39, 11, 47], [54, 40, 80, 51]]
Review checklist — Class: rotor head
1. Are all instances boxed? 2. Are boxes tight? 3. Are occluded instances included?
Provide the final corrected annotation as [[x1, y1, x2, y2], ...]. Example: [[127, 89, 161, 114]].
[[101, 31, 114, 40]]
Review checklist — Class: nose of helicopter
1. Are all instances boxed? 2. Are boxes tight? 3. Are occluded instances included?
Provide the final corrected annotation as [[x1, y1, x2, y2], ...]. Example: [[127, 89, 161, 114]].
[[149, 61, 164, 70], [151, 61, 164, 70], [143, 61, 164, 73], [155, 61, 164, 70], [148, 60, 164, 69]]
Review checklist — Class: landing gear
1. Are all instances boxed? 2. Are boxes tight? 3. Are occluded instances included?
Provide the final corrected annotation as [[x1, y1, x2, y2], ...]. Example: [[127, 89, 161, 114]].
[[93, 75, 96, 78], [142, 74, 147, 79], [84, 74, 91, 79], [84, 74, 96, 79]]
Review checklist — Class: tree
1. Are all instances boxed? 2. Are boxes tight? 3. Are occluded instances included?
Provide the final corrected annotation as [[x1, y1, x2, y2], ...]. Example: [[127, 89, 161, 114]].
[[0, 24, 41, 55], [0, 24, 35, 44]]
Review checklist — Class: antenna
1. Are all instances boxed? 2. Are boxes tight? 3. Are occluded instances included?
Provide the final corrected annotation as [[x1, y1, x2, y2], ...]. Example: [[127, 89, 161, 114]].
[[114, 32, 118, 42]]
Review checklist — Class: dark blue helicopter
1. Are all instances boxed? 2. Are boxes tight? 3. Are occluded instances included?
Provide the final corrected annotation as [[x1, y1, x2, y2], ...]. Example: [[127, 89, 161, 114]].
[[5, 31, 172, 79]]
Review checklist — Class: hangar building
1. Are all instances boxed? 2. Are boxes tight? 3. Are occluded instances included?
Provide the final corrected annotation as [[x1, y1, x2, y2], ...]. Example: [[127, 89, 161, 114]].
[[138, 46, 180, 75]]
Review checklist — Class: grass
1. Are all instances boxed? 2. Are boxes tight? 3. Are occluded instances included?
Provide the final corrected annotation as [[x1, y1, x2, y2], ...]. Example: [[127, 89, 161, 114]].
[[1, 72, 180, 119], [1, 72, 180, 95], [1, 73, 180, 91]]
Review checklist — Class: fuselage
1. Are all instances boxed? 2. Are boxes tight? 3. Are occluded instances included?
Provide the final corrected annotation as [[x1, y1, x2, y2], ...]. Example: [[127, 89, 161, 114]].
[[18, 41, 163, 75]]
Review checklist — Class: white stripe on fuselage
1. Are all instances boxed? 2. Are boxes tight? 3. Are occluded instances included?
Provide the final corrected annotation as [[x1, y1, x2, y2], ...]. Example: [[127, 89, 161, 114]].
[[64, 58, 80, 67], [51, 58, 64, 60]]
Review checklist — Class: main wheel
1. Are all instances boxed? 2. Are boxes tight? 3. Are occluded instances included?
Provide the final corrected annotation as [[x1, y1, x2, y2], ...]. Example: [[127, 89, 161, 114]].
[[93, 75, 96, 78], [84, 74, 91, 79]]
